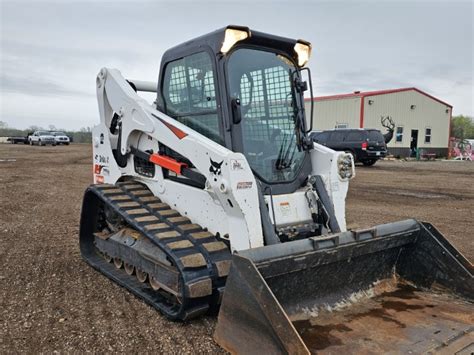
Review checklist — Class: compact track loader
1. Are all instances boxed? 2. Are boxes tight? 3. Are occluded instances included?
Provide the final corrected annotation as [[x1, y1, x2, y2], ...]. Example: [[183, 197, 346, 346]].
[[80, 26, 473, 353]]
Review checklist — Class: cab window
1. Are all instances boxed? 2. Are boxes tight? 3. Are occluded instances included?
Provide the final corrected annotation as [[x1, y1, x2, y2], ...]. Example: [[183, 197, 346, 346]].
[[162, 52, 222, 144]]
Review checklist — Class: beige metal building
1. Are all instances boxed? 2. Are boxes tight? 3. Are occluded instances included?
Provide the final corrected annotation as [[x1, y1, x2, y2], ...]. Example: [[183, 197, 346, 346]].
[[305, 88, 452, 157]]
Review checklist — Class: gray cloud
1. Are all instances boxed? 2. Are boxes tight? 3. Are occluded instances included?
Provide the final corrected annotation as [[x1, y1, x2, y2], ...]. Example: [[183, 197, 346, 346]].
[[1, 74, 93, 97]]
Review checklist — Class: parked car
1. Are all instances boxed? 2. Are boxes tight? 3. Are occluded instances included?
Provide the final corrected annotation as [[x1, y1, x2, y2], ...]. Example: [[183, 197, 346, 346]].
[[7, 136, 28, 144], [51, 131, 70, 145], [29, 131, 56, 146], [310, 128, 387, 166]]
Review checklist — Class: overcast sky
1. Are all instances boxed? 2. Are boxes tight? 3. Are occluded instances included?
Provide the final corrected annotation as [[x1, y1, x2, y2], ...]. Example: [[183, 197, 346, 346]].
[[1, 0, 473, 130]]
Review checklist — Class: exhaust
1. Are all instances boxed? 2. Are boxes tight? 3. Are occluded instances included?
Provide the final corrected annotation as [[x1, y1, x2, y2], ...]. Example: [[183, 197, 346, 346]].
[[214, 219, 473, 354]]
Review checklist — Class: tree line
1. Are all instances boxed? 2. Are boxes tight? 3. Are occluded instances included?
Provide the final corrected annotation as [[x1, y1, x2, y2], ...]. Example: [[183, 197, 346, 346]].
[[451, 115, 474, 141], [0, 122, 92, 143]]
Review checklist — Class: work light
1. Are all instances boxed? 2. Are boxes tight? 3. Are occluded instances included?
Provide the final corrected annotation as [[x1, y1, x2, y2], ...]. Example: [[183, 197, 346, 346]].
[[221, 28, 250, 53], [294, 41, 312, 67]]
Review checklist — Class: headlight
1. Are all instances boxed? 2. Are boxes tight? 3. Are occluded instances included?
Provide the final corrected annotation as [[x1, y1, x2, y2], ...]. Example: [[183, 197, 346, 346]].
[[337, 153, 355, 180], [221, 27, 250, 54], [294, 40, 312, 67]]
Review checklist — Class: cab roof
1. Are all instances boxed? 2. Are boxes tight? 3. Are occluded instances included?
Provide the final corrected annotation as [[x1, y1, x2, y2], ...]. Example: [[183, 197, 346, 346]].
[[161, 25, 305, 65]]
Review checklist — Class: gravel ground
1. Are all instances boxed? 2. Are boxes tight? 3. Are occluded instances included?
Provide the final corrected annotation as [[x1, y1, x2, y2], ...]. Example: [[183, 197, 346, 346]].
[[0, 144, 472, 353]]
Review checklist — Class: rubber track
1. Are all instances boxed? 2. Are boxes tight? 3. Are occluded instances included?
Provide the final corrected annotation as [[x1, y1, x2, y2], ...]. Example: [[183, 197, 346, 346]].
[[79, 181, 231, 321]]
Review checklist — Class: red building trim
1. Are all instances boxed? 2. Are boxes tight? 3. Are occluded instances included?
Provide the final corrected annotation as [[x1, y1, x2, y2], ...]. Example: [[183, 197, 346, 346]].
[[305, 87, 453, 108], [448, 109, 452, 158], [359, 97, 365, 128]]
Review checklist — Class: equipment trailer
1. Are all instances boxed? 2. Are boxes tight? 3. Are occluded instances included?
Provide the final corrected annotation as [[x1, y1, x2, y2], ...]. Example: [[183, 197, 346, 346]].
[[80, 26, 473, 353]]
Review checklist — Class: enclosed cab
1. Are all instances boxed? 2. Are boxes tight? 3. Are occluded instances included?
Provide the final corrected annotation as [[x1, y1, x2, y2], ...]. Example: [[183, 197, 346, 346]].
[[155, 26, 314, 194]]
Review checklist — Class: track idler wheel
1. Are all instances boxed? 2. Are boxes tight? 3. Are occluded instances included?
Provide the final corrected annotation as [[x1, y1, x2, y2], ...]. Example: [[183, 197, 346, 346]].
[[136, 269, 148, 283], [103, 253, 112, 263], [124, 263, 135, 275], [113, 258, 123, 269], [149, 277, 161, 291]]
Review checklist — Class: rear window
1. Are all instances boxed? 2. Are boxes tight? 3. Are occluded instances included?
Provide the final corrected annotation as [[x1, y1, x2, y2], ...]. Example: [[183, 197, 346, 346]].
[[368, 130, 384, 143], [345, 131, 367, 141]]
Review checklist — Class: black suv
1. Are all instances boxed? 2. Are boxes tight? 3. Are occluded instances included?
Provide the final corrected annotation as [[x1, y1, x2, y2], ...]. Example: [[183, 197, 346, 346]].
[[310, 129, 387, 166]]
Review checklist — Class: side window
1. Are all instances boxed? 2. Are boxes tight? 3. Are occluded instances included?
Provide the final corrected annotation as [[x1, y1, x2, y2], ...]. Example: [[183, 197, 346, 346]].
[[396, 127, 404, 143], [162, 52, 222, 144], [346, 131, 363, 141], [425, 127, 432, 143], [331, 131, 345, 142]]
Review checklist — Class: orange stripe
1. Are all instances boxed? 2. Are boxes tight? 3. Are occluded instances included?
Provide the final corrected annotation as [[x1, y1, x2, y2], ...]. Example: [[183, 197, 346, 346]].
[[158, 118, 188, 139], [149, 154, 187, 175]]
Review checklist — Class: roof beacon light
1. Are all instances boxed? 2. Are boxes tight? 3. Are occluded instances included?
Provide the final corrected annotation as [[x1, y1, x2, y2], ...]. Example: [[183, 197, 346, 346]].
[[294, 41, 312, 67], [221, 28, 249, 54]]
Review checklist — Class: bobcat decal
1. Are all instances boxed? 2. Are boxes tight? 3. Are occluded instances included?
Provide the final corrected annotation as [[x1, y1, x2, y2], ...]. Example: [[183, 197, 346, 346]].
[[209, 158, 223, 176]]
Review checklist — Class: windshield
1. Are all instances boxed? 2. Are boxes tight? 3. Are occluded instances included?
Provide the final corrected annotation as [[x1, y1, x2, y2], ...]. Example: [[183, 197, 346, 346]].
[[227, 48, 306, 183], [53, 132, 66, 136], [38, 131, 50, 135]]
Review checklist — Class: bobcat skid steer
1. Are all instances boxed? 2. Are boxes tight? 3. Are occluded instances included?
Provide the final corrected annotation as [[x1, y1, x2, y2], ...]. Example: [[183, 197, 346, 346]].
[[80, 26, 473, 354]]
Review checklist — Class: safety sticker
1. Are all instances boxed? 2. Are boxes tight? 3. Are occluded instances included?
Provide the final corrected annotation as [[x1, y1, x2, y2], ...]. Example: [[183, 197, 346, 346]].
[[230, 159, 244, 170], [236, 181, 253, 190], [279, 202, 291, 217]]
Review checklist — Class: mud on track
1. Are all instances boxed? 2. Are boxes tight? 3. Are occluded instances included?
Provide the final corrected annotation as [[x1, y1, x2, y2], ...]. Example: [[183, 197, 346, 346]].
[[0, 144, 472, 353]]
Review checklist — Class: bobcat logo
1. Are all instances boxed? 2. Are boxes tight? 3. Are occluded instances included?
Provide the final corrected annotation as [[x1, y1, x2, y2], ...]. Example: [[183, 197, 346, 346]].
[[209, 158, 223, 176]]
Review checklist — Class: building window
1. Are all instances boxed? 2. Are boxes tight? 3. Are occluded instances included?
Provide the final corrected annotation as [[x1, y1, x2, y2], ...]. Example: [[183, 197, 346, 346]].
[[425, 127, 432, 143], [396, 126, 404, 143], [335, 123, 348, 129]]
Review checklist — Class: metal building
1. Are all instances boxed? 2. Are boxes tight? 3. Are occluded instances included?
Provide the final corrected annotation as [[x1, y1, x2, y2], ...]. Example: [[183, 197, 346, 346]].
[[305, 88, 452, 157]]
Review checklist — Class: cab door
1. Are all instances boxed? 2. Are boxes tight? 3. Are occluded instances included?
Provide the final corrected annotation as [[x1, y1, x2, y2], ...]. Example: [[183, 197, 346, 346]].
[[161, 51, 224, 146]]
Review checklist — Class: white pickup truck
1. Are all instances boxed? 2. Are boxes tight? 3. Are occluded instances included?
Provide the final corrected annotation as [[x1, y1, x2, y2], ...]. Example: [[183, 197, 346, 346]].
[[29, 131, 56, 146], [51, 131, 70, 145]]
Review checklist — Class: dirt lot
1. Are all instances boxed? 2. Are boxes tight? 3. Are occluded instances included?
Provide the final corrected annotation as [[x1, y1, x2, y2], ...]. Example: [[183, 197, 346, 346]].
[[1, 144, 472, 353]]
